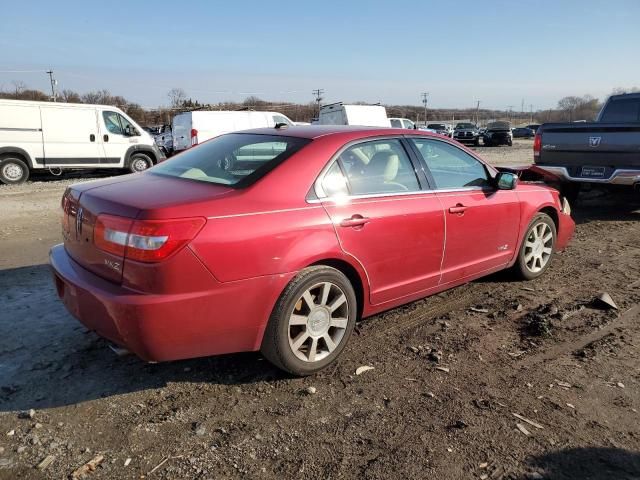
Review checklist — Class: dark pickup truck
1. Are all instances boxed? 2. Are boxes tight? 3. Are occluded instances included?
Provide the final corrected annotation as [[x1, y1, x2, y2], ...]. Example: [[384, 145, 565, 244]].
[[534, 92, 640, 194]]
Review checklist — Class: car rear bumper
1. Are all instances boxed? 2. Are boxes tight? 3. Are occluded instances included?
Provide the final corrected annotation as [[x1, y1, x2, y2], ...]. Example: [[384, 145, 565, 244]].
[[535, 166, 640, 186], [49, 244, 291, 362]]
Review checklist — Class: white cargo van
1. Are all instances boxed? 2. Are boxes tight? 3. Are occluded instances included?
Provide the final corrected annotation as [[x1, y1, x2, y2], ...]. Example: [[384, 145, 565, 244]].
[[172, 111, 294, 152], [318, 103, 391, 127], [0, 99, 164, 184]]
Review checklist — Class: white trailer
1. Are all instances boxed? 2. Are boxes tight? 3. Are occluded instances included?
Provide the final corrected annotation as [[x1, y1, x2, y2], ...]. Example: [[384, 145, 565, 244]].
[[172, 111, 295, 152], [318, 103, 391, 127]]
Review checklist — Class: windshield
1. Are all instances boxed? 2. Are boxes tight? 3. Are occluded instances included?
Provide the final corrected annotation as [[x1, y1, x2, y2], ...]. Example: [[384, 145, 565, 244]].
[[151, 133, 310, 188], [427, 124, 446, 129], [455, 123, 475, 129]]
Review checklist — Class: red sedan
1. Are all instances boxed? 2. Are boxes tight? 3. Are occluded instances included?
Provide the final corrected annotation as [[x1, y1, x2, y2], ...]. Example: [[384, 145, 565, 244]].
[[50, 126, 574, 375]]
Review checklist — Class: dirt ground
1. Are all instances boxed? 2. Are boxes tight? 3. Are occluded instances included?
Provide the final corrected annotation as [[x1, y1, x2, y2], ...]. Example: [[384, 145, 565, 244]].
[[1, 138, 639, 479]]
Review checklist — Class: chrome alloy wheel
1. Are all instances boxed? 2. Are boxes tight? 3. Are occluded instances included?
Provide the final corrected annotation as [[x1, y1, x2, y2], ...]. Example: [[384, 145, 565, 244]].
[[2, 162, 24, 181], [288, 282, 349, 363], [524, 222, 553, 273]]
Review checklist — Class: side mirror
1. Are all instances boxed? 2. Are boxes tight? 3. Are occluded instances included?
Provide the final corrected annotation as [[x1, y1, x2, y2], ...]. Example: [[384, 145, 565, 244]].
[[495, 172, 518, 190]]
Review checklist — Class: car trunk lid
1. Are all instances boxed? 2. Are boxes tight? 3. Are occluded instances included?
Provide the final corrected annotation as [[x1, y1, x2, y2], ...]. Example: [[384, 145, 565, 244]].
[[62, 173, 234, 283]]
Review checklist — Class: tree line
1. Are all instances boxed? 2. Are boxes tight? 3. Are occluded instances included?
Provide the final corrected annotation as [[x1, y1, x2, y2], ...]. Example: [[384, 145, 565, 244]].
[[2, 83, 638, 126]]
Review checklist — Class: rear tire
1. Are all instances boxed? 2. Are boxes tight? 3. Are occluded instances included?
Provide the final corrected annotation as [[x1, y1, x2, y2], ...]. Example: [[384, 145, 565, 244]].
[[0, 156, 30, 185], [128, 153, 153, 173], [261, 266, 357, 376], [513, 213, 557, 280]]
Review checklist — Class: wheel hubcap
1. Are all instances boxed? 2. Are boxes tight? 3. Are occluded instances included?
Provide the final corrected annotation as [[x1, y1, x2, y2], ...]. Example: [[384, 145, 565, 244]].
[[133, 159, 148, 171], [3, 163, 23, 181], [288, 282, 349, 363], [524, 222, 553, 273]]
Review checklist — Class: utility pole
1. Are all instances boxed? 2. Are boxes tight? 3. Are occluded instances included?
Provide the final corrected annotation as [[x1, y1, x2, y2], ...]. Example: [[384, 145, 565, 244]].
[[475, 100, 481, 125], [530, 104, 534, 124], [507, 105, 514, 122], [421, 92, 429, 125], [46, 70, 57, 101], [312, 88, 324, 119]]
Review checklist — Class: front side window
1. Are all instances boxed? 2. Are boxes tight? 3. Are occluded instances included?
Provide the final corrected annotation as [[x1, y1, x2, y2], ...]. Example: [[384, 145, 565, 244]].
[[273, 115, 293, 126], [103, 111, 123, 135], [410, 138, 490, 189], [103, 111, 138, 136], [333, 139, 420, 195], [151, 133, 310, 187]]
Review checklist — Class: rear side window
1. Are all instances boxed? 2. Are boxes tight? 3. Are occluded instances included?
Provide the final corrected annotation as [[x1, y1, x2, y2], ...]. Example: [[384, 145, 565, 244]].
[[410, 138, 490, 189], [151, 133, 310, 188], [335, 139, 420, 195], [390, 119, 402, 128], [599, 98, 640, 122]]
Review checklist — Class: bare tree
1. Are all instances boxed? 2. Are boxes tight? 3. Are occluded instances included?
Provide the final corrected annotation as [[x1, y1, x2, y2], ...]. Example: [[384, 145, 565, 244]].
[[168, 88, 187, 109], [60, 89, 82, 103], [11, 80, 26, 98]]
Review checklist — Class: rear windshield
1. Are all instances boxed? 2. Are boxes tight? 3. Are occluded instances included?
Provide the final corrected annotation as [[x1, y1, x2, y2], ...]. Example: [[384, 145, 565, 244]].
[[599, 98, 640, 123], [151, 133, 311, 188], [428, 124, 446, 129]]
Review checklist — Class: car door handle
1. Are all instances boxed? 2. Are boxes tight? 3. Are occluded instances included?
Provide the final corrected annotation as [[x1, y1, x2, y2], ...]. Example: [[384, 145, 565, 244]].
[[448, 204, 468, 214], [103, 134, 109, 142], [89, 134, 95, 142], [339, 215, 370, 228]]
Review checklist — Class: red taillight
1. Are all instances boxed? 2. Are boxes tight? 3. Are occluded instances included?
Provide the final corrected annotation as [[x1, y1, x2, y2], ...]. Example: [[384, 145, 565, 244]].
[[94, 214, 206, 263], [533, 133, 541, 158], [190, 128, 198, 146], [61, 193, 71, 232]]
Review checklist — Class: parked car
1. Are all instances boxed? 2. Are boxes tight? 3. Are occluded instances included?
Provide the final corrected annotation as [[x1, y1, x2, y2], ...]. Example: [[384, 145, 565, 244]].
[[0, 99, 165, 184], [172, 110, 295, 153], [526, 124, 541, 133], [453, 122, 480, 145], [426, 123, 453, 137], [318, 103, 391, 127], [483, 121, 513, 146], [534, 92, 640, 198], [50, 126, 574, 375], [512, 127, 536, 138], [389, 117, 417, 129]]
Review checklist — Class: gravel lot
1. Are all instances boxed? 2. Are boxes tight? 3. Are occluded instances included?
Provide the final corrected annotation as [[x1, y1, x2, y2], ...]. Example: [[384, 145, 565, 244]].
[[1, 138, 639, 479]]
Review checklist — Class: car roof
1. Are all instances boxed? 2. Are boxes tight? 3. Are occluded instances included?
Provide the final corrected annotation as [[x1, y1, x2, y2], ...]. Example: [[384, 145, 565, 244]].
[[238, 125, 431, 139]]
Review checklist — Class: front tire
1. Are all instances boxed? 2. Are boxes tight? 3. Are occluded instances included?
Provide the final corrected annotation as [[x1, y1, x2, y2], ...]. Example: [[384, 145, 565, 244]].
[[261, 266, 357, 376], [513, 213, 557, 280], [0, 156, 30, 185], [128, 153, 153, 173]]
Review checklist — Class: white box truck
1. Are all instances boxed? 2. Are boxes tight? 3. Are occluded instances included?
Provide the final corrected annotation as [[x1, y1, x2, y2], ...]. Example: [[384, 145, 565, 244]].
[[318, 103, 391, 127], [172, 110, 295, 152], [0, 99, 164, 184]]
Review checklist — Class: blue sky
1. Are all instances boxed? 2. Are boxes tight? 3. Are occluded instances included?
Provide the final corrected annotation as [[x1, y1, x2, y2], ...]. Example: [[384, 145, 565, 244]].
[[1, 0, 638, 110]]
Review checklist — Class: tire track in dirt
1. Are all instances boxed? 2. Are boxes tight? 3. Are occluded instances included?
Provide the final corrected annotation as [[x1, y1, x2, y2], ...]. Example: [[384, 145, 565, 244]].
[[517, 304, 640, 368]]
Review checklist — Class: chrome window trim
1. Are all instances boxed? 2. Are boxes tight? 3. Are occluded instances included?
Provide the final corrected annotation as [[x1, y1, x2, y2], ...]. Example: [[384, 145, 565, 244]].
[[309, 134, 497, 204]]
